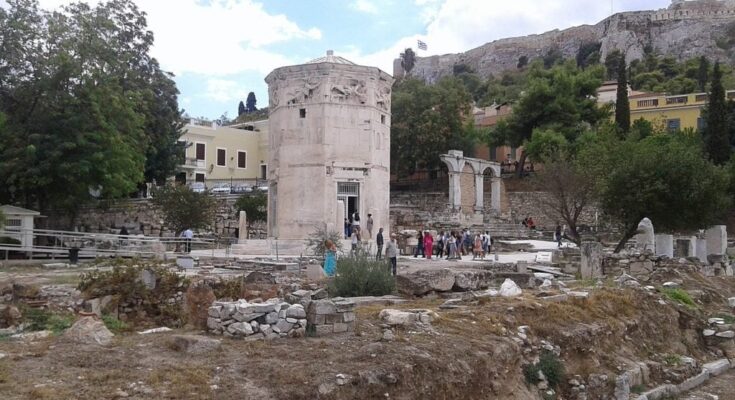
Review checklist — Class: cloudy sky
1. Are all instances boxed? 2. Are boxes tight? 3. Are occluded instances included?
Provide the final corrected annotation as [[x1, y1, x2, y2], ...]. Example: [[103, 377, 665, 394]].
[[32, 0, 670, 119]]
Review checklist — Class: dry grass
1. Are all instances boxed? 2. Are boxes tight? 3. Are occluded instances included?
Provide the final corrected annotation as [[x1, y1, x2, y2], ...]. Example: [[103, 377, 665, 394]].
[[147, 365, 213, 399]]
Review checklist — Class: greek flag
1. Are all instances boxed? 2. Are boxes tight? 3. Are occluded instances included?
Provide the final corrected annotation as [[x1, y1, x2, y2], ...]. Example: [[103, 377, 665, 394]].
[[417, 40, 427, 51]]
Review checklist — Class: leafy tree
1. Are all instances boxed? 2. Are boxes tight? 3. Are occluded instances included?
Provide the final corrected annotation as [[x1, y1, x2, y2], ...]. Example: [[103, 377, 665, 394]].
[[629, 118, 655, 140], [401, 48, 416, 75], [238, 101, 246, 116], [580, 132, 730, 252], [525, 130, 594, 245], [246, 92, 257, 112], [517, 56, 529, 69], [615, 57, 631, 133], [0, 0, 184, 218], [234, 191, 266, 224], [543, 46, 564, 68], [391, 77, 475, 177], [697, 56, 709, 92], [151, 184, 216, 236], [704, 62, 731, 165], [576, 42, 601, 68], [478, 69, 529, 106], [604, 50, 624, 80], [485, 61, 608, 177]]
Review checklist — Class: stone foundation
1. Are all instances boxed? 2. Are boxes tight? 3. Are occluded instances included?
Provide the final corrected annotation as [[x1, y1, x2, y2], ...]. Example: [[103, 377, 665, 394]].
[[206, 297, 355, 339], [306, 298, 356, 336], [207, 299, 307, 339]]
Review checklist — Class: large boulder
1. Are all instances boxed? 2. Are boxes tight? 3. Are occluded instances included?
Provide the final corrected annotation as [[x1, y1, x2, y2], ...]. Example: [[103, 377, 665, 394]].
[[453, 270, 495, 291], [396, 269, 456, 296], [62, 316, 114, 346]]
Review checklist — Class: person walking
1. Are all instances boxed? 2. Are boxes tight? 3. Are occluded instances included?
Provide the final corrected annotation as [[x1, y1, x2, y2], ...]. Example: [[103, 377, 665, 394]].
[[436, 231, 445, 258], [423, 231, 434, 260], [324, 239, 337, 276], [555, 223, 563, 248], [414, 230, 424, 258], [352, 212, 361, 235], [181, 228, 193, 253], [473, 233, 483, 260], [463, 230, 472, 256], [385, 233, 398, 276], [366, 213, 374, 240], [350, 230, 359, 257], [376, 227, 384, 260], [447, 232, 457, 260]]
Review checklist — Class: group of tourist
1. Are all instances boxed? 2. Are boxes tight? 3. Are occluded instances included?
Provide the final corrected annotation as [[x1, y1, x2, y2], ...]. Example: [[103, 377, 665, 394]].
[[521, 216, 536, 230], [413, 229, 493, 260]]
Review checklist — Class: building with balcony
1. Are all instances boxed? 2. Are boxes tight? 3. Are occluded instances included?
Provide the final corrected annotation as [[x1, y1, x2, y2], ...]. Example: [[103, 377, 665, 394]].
[[628, 90, 735, 132], [176, 119, 269, 188]]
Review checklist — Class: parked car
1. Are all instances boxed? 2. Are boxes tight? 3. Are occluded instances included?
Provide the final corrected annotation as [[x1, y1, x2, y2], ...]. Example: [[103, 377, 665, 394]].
[[210, 183, 231, 195], [231, 183, 253, 194], [189, 182, 206, 193], [255, 185, 269, 192]]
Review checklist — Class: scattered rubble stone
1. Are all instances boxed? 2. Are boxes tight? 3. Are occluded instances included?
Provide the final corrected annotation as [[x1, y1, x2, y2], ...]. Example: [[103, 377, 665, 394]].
[[499, 279, 522, 297], [170, 334, 222, 354]]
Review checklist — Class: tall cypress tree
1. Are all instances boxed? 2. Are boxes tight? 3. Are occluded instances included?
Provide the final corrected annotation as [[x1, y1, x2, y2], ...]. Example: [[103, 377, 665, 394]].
[[246, 92, 257, 112], [705, 62, 731, 165], [615, 56, 630, 134], [238, 101, 246, 116], [697, 56, 709, 92]]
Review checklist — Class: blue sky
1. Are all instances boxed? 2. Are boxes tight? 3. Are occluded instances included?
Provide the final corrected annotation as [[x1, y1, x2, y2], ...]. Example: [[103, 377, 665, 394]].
[[34, 0, 671, 119]]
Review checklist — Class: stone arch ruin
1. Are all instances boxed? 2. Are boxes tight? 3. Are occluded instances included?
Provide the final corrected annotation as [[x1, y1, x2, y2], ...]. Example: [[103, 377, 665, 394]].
[[440, 150, 501, 216]]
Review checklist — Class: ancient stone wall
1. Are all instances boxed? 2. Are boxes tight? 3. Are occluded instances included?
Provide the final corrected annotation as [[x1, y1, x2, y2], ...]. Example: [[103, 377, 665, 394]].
[[206, 297, 355, 339], [43, 197, 267, 239], [506, 192, 600, 230], [389, 190, 600, 232]]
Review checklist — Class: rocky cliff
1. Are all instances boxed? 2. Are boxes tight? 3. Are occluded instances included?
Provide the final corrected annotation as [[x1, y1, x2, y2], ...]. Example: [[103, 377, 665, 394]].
[[401, 8, 735, 83]]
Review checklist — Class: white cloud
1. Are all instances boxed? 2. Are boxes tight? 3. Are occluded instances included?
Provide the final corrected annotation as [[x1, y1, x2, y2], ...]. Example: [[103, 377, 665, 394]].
[[204, 79, 249, 103], [34, 0, 321, 76], [352, 0, 378, 14]]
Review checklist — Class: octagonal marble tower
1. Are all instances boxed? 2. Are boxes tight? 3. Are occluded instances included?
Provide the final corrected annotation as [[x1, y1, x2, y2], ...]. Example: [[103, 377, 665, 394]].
[[265, 51, 394, 240]]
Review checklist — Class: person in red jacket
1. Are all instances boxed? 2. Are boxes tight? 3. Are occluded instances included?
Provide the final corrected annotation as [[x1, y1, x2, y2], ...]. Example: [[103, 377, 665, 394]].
[[423, 231, 434, 260]]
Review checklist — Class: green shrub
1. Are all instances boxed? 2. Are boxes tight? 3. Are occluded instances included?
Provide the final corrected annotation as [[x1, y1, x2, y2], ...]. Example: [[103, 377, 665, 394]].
[[663, 354, 682, 366], [78, 262, 189, 327], [328, 255, 395, 297], [523, 351, 565, 388], [23, 308, 74, 334], [101, 314, 128, 333], [662, 288, 696, 308], [305, 225, 344, 257], [24, 308, 51, 331]]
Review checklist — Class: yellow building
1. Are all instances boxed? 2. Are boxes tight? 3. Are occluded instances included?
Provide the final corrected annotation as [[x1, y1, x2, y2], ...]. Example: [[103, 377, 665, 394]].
[[176, 119, 268, 188], [628, 90, 735, 132]]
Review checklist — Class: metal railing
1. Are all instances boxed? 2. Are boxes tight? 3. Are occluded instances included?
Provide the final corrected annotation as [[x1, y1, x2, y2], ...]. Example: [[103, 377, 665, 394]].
[[0, 228, 219, 260]]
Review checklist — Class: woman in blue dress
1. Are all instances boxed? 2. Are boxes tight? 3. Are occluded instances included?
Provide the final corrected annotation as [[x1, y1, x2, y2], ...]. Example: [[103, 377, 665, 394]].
[[323, 239, 337, 276]]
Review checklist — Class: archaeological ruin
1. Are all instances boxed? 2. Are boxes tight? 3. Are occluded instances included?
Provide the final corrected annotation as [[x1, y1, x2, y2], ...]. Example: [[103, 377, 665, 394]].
[[264, 51, 394, 241]]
